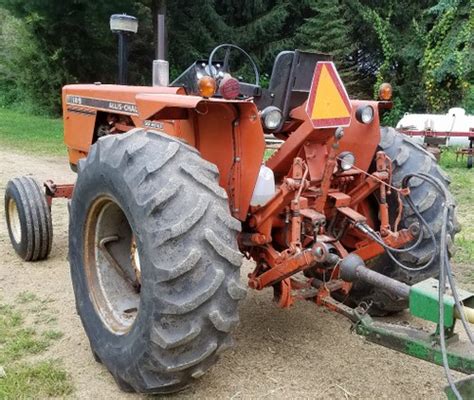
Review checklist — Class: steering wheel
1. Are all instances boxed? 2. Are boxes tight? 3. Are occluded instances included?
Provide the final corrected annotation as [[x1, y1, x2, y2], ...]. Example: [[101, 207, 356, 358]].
[[208, 44, 260, 86]]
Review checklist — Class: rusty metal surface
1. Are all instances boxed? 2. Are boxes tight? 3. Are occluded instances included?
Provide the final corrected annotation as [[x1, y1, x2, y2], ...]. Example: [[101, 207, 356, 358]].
[[44, 181, 75, 206]]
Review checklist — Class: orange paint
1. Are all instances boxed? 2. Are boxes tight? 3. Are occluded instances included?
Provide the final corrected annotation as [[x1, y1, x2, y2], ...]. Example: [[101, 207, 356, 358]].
[[61, 60, 405, 314], [62, 84, 265, 221]]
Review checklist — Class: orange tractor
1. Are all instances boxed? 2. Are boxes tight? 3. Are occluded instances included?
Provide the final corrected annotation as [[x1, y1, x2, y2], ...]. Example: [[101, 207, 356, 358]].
[[5, 26, 474, 396]]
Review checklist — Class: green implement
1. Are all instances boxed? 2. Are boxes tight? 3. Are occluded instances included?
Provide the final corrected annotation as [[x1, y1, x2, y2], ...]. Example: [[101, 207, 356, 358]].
[[338, 253, 474, 397], [409, 278, 474, 327], [355, 313, 474, 375], [351, 277, 474, 375]]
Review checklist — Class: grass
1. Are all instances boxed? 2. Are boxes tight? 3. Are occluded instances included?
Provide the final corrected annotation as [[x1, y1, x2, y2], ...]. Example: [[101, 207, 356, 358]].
[[16, 292, 39, 305], [0, 361, 73, 400], [264, 149, 275, 161], [16, 291, 57, 325], [0, 108, 65, 155], [0, 293, 73, 399]]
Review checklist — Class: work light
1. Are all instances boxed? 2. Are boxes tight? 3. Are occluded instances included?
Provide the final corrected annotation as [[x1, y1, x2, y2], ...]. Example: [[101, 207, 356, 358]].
[[338, 151, 356, 171], [356, 105, 375, 124], [261, 106, 283, 131]]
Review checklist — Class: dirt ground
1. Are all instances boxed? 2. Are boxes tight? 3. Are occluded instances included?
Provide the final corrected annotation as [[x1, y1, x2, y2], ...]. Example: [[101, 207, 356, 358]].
[[0, 148, 463, 399]]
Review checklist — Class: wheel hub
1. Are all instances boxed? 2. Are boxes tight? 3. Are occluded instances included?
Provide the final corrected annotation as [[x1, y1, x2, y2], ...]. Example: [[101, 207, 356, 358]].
[[7, 198, 21, 244], [84, 196, 141, 334]]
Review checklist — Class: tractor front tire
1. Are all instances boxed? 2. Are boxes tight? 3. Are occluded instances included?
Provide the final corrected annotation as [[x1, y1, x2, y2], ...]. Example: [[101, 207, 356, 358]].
[[348, 127, 459, 315], [69, 129, 246, 394], [5, 176, 52, 261]]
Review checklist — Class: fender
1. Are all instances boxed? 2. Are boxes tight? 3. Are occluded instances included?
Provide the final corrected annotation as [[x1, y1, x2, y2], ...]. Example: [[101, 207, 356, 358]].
[[62, 84, 265, 220]]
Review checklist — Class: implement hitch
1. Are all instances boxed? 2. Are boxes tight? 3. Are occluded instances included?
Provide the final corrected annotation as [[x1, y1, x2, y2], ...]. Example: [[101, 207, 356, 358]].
[[337, 254, 474, 397]]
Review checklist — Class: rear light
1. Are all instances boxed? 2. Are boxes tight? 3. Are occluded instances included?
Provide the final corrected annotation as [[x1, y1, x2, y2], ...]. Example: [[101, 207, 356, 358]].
[[220, 75, 240, 100]]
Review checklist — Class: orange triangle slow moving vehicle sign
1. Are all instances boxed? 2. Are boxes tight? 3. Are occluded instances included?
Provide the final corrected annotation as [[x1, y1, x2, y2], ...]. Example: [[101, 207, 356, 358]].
[[306, 61, 352, 129]]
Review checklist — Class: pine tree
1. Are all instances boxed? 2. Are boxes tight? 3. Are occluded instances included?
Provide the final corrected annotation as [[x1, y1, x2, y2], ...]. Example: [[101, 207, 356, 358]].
[[166, 0, 231, 74], [216, 0, 291, 72], [296, 0, 359, 96]]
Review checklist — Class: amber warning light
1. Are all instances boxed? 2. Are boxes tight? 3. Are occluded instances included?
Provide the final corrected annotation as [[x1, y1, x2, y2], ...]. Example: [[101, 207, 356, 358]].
[[378, 82, 393, 101], [198, 76, 217, 98]]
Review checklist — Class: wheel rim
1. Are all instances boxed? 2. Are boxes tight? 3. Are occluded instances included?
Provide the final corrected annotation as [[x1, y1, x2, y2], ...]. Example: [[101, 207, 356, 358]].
[[7, 198, 22, 244], [84, 196, 141, 334]]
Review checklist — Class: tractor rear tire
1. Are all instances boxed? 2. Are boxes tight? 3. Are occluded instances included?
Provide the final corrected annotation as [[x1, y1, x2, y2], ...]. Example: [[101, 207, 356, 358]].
[[347, 127, 459, 316], [69, 129, 246, 394], [5, 176, 53, 261]]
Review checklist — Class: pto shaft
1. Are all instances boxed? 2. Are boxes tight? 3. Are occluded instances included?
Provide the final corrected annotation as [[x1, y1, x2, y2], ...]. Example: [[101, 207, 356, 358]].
[[340, 253, 474, 324], [339, 254, 410, 300]]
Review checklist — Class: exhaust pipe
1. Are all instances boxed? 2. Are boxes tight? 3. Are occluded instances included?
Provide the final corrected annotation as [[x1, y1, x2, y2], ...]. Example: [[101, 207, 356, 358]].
[[152, 0, 169, 86], [153, 60, 169, 87]]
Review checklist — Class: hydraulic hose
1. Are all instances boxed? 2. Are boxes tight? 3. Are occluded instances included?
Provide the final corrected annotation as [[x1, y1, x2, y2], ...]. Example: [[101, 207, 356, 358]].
[[357, 170, 472, 399], [355, 172, 441, 272], [414, 172, 471, 400]]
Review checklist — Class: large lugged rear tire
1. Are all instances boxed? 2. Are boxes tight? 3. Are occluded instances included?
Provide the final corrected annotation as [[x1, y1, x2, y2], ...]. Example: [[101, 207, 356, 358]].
[[348, 127, 459, 315], [69, 129, 246, 394], [5, 176, 53, 261]]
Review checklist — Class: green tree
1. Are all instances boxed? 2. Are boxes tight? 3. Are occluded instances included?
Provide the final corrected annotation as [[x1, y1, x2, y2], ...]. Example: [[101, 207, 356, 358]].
[[216, 0, 293, 71], [351, 0, 472, 116], [2, 0, 469, 118], [0, 0, 152, 113], [344, 0, 436, 106], [296, 0, 360, 96], [421, 0, 473, 112], [0, 9, 69, 113], [166, 0, 230, 76]]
